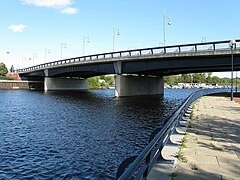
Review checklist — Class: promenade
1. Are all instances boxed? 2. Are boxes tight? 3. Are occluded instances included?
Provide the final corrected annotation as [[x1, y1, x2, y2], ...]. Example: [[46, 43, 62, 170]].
[[149, 96, 240, 180]]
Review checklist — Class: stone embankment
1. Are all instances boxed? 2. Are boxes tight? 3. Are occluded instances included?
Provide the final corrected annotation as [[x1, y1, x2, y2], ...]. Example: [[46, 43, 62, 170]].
[[0, 80, 29, 90]]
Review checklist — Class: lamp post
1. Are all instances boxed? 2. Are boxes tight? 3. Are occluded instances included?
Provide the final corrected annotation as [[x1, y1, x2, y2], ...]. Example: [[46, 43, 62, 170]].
[[229, 39, 236, 101], [163, 10, 171, 46], [45, 49, 50, 63], [32, 53, 37, 66], [236, 71, 238, 93], [61, 43, 67, 59], [113, 26, 120, 51], [83, 36, 89, 56]]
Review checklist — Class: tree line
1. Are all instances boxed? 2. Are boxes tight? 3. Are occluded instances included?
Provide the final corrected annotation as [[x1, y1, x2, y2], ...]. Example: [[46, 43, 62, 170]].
[[164, 73, 240, 85]]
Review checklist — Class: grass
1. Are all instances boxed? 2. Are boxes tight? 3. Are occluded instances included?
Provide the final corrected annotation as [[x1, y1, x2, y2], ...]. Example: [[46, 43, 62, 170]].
[[169, 172, 178, 179], [174, 151, 188, 163], [174, 132, 188, 163], [180, 133, 188, 149]]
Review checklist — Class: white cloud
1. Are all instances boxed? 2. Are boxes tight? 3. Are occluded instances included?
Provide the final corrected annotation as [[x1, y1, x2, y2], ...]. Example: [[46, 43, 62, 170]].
[[61, 7, 78, 14], [21, 0, 73, 8], [9, 24, 27, 32], [20, 0, 78, 14]]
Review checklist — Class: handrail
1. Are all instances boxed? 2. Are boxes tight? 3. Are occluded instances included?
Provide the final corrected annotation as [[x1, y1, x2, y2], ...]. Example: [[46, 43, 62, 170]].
[[15, 39, 239, 73], [116, 88, 230, 180]]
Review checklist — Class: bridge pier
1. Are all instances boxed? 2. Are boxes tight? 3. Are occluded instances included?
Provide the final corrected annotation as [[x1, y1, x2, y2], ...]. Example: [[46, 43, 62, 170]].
[[44, 77, 88, 91], [115, 75, 164, 97]]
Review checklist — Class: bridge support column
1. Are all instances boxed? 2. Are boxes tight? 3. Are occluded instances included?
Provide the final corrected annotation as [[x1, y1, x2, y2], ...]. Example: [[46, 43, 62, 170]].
[[44, 77, 88, 91], [115, 75, 164, 97]]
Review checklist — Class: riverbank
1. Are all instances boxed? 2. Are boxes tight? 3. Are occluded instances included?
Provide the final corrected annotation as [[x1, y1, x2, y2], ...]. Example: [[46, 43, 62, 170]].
[[149, 96, 240, 179]]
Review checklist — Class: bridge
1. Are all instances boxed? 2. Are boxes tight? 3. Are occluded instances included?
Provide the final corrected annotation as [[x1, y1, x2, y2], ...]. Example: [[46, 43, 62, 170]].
[[17, 40, 240, 97]]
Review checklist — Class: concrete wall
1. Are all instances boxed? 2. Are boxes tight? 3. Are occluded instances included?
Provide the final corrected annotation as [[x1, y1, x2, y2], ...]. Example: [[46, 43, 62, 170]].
[[0, 80, 29, 90], [44, 77, 88, 91], [115, 75, 164, 97]]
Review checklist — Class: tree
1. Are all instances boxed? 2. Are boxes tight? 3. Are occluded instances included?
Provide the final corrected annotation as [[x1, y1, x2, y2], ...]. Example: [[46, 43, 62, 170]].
[[0, 62, 8, 75], [211, 76, 220, 84], [88, 76, 100, 89], [181, 74, 192, 83], [192, 73, 206, 83], [206, 72, 212, 84]]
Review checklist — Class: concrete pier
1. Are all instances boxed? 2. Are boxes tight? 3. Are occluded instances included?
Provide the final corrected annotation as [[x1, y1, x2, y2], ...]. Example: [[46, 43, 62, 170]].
[[44, 77, 88, 91], [115, 75, 164, 97]]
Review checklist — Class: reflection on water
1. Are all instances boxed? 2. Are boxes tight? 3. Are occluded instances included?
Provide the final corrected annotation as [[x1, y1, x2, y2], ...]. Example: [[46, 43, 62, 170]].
[[0, 89, 194, 179]]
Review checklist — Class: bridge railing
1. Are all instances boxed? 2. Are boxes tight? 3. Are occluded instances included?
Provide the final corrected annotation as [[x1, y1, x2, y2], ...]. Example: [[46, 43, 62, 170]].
[[115, 88, 230, 180], [16, 39, 239, 73]]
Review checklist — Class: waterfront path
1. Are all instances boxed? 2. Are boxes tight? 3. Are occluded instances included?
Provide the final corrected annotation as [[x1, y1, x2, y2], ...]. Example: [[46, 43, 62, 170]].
[[149, 96, 240, 180]]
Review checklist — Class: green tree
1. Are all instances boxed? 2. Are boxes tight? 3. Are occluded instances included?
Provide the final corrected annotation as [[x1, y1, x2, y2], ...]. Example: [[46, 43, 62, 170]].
[[192, 73, 206, 83], [88, 76, 100, 89], [0, 62, 8, 75], [181, 74, 192, 83], [206, 72, 212, 84], [164, 75, 181, 85], [211, 76, 220, 84]]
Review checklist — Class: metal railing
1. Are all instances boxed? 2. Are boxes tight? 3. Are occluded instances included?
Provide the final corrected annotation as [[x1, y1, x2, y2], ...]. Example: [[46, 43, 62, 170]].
[[16, 40, 239, 73], [116, 88, 230, 180]]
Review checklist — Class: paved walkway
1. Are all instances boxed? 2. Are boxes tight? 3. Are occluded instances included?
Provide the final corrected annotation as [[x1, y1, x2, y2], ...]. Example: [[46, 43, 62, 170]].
[[149, 96, 240, 180]]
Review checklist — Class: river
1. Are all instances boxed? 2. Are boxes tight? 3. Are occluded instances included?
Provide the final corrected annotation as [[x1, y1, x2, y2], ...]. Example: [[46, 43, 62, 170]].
[[0, 89, 195, 179]]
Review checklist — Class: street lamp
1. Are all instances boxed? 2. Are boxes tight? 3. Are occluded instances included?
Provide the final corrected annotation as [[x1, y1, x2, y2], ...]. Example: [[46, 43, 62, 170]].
[[113, 26, 120, 51], [236, 71, 238, 93], [201, 37, 207, 43], [229, 39, 236, 101], [163, 10, 171, 46], [83, 36, 90, 56], [61, 43, 67, 59], [32, 53, 37, 66], [45, 49, 50, 63]]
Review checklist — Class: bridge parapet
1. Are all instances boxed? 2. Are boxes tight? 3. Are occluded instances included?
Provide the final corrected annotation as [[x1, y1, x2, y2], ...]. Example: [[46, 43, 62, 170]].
[[16, 39, 240, 73]]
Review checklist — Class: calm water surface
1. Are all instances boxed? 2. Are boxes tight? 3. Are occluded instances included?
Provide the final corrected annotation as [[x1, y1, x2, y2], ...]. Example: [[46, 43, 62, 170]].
[[0, 89, 194, 179]]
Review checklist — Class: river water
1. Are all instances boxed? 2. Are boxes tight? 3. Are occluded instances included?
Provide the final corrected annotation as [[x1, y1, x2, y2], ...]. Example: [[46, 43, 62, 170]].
[[0, 89, 194, 179]]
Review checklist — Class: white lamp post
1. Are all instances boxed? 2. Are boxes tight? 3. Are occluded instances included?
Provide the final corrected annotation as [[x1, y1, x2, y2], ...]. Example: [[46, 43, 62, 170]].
[[83, 36, 90, 56], [32, 53, 37, 66], [163, 10, 171, 46], [229, 39, 236, 101], [236, 71, 238, 93], [61, 43, 67, 59], [45, 49, 50, 63], [113, 26, 120, 51]]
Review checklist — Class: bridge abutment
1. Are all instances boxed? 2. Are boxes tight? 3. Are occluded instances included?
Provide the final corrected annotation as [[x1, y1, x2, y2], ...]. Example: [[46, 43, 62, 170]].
[[115, 75, 164, 97], [44, 77, 88, 91]]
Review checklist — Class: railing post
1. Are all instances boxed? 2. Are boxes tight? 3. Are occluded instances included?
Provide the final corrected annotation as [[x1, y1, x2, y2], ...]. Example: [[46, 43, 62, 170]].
[[213, 43, 216, 50], [195, 45, 197, 51], [178, 46, 181, 52]]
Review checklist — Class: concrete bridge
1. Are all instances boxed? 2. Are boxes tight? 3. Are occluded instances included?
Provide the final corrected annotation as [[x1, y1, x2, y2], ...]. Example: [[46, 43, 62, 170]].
[[17, 40, 240, 97]]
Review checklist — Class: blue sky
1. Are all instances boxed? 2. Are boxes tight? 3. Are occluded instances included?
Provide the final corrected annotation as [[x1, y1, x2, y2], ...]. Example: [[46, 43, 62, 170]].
[[0, 0, 239, 78]]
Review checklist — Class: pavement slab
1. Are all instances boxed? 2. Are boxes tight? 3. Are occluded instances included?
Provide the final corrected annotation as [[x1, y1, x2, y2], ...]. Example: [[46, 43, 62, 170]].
[[148, 96, 240, 180]]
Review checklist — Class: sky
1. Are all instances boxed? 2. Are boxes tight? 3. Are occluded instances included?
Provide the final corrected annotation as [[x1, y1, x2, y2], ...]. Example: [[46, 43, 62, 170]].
[[0, 0, 239, 78]]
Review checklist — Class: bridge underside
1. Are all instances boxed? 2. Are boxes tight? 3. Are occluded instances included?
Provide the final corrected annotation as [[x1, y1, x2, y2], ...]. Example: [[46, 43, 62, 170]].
[[20, 54, 240, 78], [19, 50, 240, 96]]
